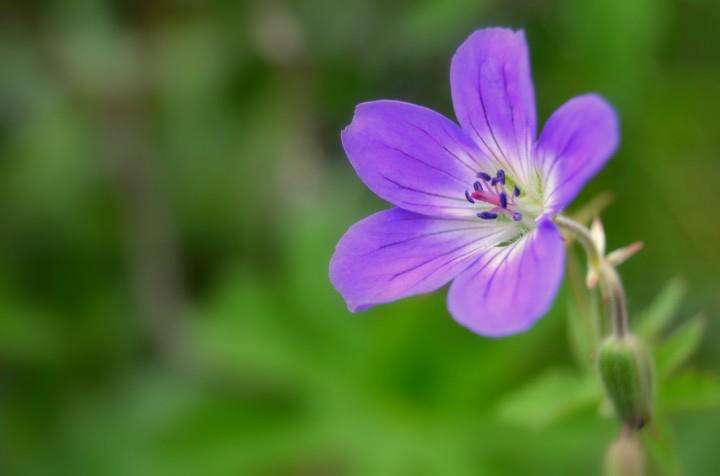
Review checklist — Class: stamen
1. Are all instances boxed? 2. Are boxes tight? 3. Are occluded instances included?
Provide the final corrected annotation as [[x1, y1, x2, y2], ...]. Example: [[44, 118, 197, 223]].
[[466, 169, 526, 222], [499, 192, 508, 208]]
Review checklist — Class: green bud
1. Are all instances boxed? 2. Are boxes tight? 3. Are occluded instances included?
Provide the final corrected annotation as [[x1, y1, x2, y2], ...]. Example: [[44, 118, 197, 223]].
[[598, 335, 653, 428], [604, 432, 645, 476]]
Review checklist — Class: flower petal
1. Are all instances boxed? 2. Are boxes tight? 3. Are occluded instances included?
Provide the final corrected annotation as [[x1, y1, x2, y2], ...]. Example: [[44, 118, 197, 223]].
[[341, 100, 491, 218], [537, 94, 619, 211], [447, 218, 565, 337], [450, 28, 537, 186], [330, 208, 518, 312]]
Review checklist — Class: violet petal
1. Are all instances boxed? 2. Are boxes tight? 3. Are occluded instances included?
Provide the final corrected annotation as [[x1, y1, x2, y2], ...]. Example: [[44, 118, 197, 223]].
[[341, 100, 493, 218], [447, 218, 565, 337], [330, 208, 516, 312], [450, 28, 537, 184], [537, 94, 619, 211]]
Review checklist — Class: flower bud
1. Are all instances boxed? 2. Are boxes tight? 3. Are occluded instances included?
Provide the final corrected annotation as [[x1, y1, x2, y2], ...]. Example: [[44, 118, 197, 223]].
[[597, 335, 653, 428], [604, 432, 645, 476]]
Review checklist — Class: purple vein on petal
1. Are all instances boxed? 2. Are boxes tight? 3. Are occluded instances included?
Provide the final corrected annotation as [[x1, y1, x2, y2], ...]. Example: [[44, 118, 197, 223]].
[[510, 235, 531, 303], [380, 144, 469, 186], [482, 237, 523, 298], [439, 122, 491, 171], [382, 215, 482, 224], [466, 113, 503, 169], [544, 154, 597, 203], [404, 121, 480, 174], [389, 227, 512, 287], [462, 243, 511, 283], [408, 230, 512, 290], [500, 64, 523, 178], [380, 175, 467, 202], [476, 65, 510, 164], [469, 74, 524, 185], [373, 225, 506, 253], [544, 158, 589, 203], [397, 201, 477, 211], [542, 128, 583, 187]]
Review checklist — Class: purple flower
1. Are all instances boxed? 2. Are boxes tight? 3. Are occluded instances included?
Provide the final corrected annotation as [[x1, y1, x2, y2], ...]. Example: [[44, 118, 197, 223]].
[[329, 28, 619, 337]]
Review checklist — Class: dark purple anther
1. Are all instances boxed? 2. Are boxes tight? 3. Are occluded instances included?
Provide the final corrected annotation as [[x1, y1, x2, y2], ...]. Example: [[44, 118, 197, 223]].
[[491, 178, 498, 186], [513, 186, 521, 197], [499, 192, 508, 208], [496, 169, 506, 184], [478, 211, 498, 220], [512, 212, 522, 221], [473, 181, 482, 191], [465, 190, 475, 203], [477, 172, 492, 181]]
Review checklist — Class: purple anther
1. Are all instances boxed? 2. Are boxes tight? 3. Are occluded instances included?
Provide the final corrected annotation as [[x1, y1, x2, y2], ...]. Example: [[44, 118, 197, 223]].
[[512, 212, 522, 221], [477, 172, 492, 181], [478, 211, 498, 220], [496, 169, 506, 184], [491, 178, 499, 186], [513, 186, 521, 197], [499, 192, 508, 208], [473, 181, 482, 191], [465, 190, 475, 203]]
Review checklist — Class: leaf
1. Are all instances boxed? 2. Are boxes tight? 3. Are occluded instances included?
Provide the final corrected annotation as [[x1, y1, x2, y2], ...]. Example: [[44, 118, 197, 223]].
[[0, 285, 64, 364], [565, 251, 602, 369], [654, 315, 705, 378], [568, 191, 614, 226], [640, 418, 683, 476], [635, 278, 686, 341], [658, 370, 720, 413], [496, 370, 600, 429], [566, 296, 602, 371], [397, 0, 490, 57]]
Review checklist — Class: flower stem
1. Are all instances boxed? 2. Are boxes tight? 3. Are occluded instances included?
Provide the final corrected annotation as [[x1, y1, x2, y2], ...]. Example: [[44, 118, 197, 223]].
[[599, 264, 628, 338], [554, 214, 628, 338]]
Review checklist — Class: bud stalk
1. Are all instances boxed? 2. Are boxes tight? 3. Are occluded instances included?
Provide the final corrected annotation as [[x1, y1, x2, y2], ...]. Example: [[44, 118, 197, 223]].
[[604, 430, 645, 476]]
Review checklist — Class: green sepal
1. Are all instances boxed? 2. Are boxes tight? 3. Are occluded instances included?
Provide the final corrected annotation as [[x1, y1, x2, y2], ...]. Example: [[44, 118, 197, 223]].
[[598, 335, 654, 428]]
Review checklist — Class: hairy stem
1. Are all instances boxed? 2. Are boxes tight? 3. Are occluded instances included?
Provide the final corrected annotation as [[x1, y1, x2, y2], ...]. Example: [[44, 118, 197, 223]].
[[599, 264, 629, 338], [554, 214, 628, 338]]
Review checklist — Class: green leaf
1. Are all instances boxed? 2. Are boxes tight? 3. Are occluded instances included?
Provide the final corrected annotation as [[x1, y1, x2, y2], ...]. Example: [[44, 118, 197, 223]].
[[654, 315, 705, 378], [565, 251, 602, 369], [640, 418, 683, 476], [567, 297, 600, 370], [658, 370, 720, 413], [496, 370, 600, 429], [636, 278, 686, 341], [568, 191, 614, 225], [397, 0, 490, 57]]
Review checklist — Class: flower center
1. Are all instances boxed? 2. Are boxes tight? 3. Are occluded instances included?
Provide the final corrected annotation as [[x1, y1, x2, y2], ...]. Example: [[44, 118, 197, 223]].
[[463, 169, 526, 222]]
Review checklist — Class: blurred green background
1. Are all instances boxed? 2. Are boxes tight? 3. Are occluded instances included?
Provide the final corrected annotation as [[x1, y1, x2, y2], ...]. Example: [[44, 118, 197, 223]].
[[1, 1, 719, 475]]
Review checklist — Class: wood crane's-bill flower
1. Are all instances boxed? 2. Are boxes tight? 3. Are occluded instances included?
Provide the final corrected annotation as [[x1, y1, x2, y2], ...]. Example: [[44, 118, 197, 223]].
[[330, 28, 619, 336]]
